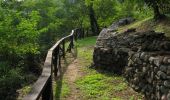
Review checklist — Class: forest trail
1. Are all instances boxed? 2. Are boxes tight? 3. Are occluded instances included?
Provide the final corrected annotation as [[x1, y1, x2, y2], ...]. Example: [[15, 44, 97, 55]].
[[63, 59, 82, 100]]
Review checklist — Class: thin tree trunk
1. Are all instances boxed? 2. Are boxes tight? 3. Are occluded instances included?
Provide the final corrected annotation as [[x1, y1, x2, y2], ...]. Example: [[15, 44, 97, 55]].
[[152, 4, 165, 20], [88, 3, 99, 35]]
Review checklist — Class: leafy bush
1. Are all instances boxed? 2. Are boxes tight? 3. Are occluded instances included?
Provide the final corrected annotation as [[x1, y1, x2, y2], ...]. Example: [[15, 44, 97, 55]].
[[0, 62, 23, 100]]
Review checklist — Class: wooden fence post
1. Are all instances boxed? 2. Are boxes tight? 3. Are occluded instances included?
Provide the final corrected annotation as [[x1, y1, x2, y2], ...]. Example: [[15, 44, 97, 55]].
[[71, 35, 74, 48], [62, 40, 65, 58], [57, 46, 61, 77], [53, 49, 58, 79], [42, 76, 53, 100], [75, 29, 77, 41]]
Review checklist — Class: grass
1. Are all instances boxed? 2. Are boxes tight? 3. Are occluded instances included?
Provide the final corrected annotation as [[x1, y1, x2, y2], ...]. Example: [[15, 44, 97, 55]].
[[118, 16, 170, 37], [55, 79, 70, 99], [77, 36, 97, 48], [118, 17, 152, 33], [76, 73, 130, 100], [76, 36, 97, 63], [75, 36, 143, 100]]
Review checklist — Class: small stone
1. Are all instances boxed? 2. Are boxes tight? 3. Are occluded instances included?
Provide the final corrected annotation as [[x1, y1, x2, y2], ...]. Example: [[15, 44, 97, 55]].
[[143, 67, 147, 73], [135, 69, 140, 73], [140, 52, 146, 59], [144, 55, 149, 62], [160, 86, 168, 93], [154, 67, 159, 72], [128, 51, 134, 58], [149, 57, 156, 64], [159, 56, 164, 64], [143, 62, 147, 66], [150, 65, 154, 69], [163, 57, 170, 64], [157, 71, 167, 79], [134, 77, 139, 83], [153, 58, 161, 67], [164, 81, 170, 87], [151, 72, 154, 80], [160, 65, 167, 72], [128, 59, 134, 66], [147, 78, 152, 83], [134, 52, 140, 58], [137, 59, 143, 65], [125, 67, 133, 73]]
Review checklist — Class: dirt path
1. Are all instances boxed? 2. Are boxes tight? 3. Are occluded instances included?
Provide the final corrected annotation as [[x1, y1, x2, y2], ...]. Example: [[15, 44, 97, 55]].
[[63, 59, 82, 100]]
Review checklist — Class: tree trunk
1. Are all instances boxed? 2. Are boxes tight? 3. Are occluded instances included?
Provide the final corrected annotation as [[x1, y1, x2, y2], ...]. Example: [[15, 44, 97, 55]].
[[88, 4, 100, 35], [152, 4, 165, 20]]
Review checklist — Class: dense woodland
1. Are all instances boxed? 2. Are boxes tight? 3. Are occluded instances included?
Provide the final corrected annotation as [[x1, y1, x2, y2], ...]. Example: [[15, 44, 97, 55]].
[[0, 0, 170, 99]]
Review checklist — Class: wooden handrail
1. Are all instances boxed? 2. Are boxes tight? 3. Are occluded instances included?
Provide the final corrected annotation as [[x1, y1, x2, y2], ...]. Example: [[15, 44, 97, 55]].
[[23, 29, 83, 100]]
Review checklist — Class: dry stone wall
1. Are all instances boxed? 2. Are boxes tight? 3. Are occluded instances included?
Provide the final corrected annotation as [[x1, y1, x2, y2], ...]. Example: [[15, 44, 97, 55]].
[[125, 51, 170, 100], [93, 18, 170, 100]]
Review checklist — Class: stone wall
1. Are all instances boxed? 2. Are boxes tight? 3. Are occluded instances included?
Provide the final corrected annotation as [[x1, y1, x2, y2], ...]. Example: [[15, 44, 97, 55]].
[[93, 18, 170, 99], [125, 51, 170, 100]]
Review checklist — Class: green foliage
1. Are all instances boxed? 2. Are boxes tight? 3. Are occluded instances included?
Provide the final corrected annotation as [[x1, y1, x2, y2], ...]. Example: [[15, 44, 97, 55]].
[[77, 36, 97, 47], [76, 73, 129, 99], [76, 74, 109, 99], [84, 0, 154, 28], [115, 0, 153, 20], [55, 79, 70, 99], [0, 60, 38, 99], [134, 0, 170, 19], [0, 9, 41, 55], [143, 0, 170, 12], [0, 61, 23, 99]]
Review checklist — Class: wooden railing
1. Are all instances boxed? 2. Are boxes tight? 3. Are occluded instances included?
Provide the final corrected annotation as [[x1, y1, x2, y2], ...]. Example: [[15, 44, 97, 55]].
[[24, 29, 83, 100]]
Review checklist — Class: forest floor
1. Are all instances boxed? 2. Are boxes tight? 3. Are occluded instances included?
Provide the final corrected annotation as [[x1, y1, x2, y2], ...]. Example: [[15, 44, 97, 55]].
[[54, 37, 143, 100]]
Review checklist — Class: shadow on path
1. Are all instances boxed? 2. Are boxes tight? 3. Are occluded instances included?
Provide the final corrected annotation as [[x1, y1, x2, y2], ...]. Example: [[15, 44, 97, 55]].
[[55, 46, 77, 100]]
